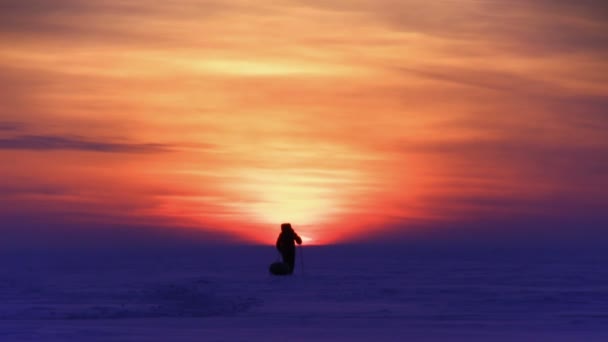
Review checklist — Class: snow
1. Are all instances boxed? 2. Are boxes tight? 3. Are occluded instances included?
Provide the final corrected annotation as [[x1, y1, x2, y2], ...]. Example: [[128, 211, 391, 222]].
[[1, 244, 607, 341]]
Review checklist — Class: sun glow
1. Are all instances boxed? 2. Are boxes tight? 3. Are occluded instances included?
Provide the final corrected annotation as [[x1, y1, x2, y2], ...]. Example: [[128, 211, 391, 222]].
[[208, 167, 367, 244], [299, 235, 314, 244], [188, 59, 359, 77], [233, 172, 339, 227]]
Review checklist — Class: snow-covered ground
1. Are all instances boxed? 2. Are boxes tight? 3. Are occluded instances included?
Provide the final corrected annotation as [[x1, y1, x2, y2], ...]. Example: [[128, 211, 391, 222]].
[[1, 244, 607, 341]]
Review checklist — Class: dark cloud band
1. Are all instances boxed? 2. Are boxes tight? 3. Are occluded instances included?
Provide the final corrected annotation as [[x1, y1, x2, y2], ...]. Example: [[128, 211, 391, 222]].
[[0, 134, 169, 153], [0, 121, 24, 131]]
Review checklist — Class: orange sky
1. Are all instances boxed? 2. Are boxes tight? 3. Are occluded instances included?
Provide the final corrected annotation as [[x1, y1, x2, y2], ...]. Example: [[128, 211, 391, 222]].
[[1, 0, 607, 245]]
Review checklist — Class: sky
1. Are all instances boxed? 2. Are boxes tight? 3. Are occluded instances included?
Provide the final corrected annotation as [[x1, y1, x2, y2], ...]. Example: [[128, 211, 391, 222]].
[[1, 0, 607, 246]]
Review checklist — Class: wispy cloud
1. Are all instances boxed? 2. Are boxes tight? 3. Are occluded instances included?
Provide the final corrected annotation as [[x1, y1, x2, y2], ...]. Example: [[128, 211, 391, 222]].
[[0, 134, 170, 153], [296, 0, 608, 54], [398, 66, 559, 94], [0, 121, 24, 131], [0, 0, 256, 46]]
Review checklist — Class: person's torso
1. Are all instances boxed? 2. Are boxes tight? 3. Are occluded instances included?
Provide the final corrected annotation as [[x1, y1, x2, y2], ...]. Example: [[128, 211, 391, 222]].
[[278, 232, 296, 249]]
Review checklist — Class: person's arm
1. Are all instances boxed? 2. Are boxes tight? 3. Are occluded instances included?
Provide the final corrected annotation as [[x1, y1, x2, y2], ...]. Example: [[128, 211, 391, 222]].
[[294, 232, 302, 245], [276, 234, 282, 250]]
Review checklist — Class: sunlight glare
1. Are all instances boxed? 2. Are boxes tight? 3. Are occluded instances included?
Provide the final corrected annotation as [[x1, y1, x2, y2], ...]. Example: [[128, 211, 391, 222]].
[[231, 170, 340, 227]]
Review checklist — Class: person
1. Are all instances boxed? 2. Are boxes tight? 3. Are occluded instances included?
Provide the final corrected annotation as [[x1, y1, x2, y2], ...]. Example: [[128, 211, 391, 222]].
[[275, 223, 302, 274]]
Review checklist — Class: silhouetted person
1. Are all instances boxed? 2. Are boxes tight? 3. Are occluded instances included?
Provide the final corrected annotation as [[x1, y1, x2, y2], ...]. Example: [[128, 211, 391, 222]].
[[276, 223, 302, 274]]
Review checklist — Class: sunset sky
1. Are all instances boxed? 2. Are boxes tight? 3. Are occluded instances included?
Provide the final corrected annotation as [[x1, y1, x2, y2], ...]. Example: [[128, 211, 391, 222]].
[[1, 0, 607, 246]]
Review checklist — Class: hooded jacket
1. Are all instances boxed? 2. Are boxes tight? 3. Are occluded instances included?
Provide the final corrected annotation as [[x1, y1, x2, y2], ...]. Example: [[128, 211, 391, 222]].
[[276, 223, 302, 252]]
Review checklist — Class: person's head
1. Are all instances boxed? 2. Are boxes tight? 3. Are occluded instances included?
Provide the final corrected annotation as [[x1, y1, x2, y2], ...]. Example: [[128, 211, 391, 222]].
[[281, 223, 292, 232]]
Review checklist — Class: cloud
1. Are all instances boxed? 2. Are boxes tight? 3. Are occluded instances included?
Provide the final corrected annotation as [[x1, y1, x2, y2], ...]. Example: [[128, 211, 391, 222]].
[[295, 0, 608, 56], [0, 134, 170, 153], [0, 1, 137, 34], [399, 65, 558, 95], [401, 137, 608, 179], [0, 183, 68, 196], [386, 134, 608, 225], [0, 0, 256, 46], [0, 121, 24, 131], [550, 96, 608, 131]]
